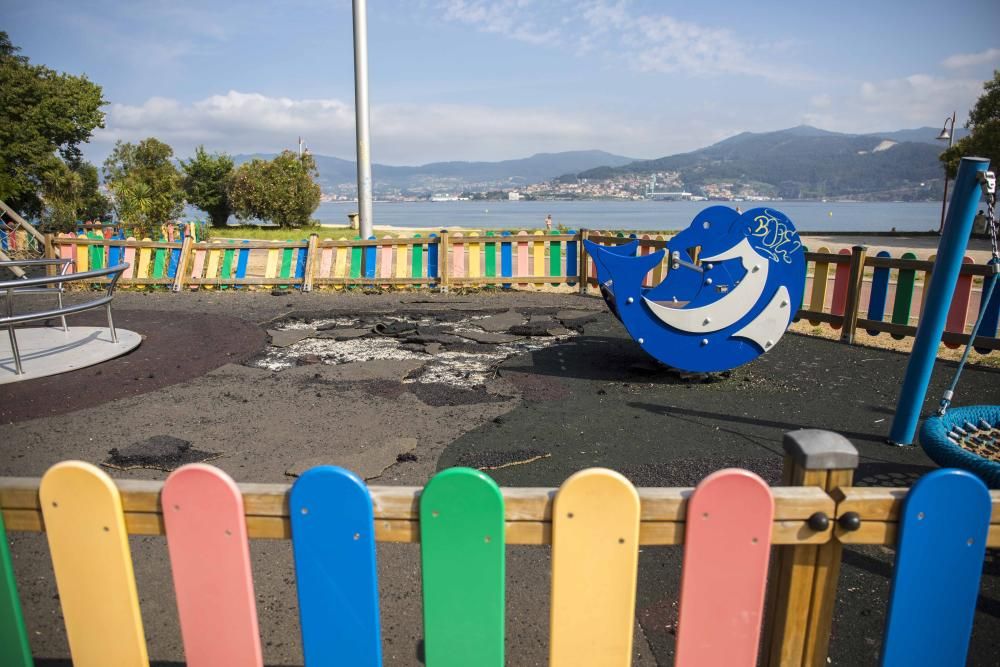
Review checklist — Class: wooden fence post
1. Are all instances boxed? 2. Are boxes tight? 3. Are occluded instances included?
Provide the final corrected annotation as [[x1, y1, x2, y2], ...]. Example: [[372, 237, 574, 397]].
[[302, 234, 319, 292], [578, 229, 589, 295], [840, 245, 868, 345], [763, 430, 858, 667], [43, 233, 56, 276], [438, 230, 450, 293], [172, 236, 193, 292]]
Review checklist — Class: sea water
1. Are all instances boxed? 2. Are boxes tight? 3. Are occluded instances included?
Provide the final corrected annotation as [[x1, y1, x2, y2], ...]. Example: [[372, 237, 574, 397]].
[[311, 199, 944, 233]]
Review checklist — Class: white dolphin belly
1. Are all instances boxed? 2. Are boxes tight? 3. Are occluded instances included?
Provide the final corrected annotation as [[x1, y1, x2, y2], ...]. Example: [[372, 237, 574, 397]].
[[642, 237, 768, 333], [731, 285, 792, 350]]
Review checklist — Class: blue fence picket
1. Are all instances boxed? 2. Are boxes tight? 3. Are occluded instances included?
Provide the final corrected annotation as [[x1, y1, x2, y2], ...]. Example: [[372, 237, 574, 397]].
[[294, 240, 308, 286], [880, 469, 990, 667], [364, 236, 377, 281], [428, 233, 439, 285], [866, 250, 892, 335], [166, 236, 180, 279], [290, 466, 382, 667], [109, 233, 125, 268], [235, 240, 250, 288], [974, 262, 999, 354], [500, 231, 513, 289], [565, 230, 577, 287]]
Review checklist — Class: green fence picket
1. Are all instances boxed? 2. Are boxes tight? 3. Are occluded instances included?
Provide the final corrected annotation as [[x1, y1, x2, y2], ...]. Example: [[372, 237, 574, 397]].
[[0, 509, 33, 667], [891, 252, 918, 339], [484, 231, 496, 279], [411, 234, 423, 279], [549, 229, 562, 286], [220, 241, 235, 290], [279, 242, 294, 289], [350, 237, 363, 283], [420, 468, 505, 667], [88, 232, 104, 270]]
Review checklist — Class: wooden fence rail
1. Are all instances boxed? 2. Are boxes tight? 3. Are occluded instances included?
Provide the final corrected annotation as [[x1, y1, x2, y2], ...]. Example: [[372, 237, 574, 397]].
[[44, 230, 1000, 355], [1, 430, 996, 666]]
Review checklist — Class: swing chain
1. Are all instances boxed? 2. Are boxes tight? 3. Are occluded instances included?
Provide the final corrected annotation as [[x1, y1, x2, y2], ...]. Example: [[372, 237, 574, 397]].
[[978, 170, 999, 268]]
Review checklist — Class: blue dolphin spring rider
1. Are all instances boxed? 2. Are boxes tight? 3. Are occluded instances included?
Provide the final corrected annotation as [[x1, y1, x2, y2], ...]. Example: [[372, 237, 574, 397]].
[[584, 206, 806, 373]]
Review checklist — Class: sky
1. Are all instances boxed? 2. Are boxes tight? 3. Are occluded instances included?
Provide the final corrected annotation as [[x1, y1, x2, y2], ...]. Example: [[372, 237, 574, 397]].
[[5, 0, 1000, 166]]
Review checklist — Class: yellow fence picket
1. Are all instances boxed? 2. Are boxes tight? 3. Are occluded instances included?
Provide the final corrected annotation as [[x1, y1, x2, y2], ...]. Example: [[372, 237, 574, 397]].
[[550, 469, 640, 667], [808, 246, 831, 324], [136, 238, 153, 280], [39, 462, 149, 667], [467, 235, 481, 283], [395, 238, 409, 281], [532, 231, 545, 288], [203, 240, 222, 289]]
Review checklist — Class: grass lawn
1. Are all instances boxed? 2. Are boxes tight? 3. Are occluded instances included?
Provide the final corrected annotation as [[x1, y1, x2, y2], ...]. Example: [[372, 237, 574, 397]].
[[204, 225, 439, 240]]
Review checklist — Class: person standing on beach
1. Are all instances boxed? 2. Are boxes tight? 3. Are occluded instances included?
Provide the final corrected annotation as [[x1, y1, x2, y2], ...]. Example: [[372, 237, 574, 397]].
[[544, 214, 553, 231]]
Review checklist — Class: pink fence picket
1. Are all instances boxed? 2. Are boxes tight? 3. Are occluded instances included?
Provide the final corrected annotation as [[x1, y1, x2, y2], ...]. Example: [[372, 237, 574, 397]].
[[163, 465, 263, 667]]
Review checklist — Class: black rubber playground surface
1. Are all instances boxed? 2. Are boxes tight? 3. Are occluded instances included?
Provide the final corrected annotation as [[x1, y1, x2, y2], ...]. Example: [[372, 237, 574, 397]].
[[2, 290, 999, 665], [442, 313, 1000, 665]]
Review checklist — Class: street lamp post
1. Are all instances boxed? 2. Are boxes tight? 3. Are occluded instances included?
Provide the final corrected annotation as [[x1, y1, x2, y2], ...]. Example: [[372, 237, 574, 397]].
[[936, 111, 957, 233], [353, 0, 374, 239]]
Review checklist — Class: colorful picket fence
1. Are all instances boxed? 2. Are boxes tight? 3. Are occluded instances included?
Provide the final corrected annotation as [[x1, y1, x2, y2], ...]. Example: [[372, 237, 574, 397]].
[[797, 246, 1000, 353], [1, 431, 997, 667], [48, 229, 582, 292], [45, 231, 1000, 353]]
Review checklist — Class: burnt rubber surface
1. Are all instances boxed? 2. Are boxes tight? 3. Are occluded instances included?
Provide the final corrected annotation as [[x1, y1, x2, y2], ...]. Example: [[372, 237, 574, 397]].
[[1, 309, 267, 424]]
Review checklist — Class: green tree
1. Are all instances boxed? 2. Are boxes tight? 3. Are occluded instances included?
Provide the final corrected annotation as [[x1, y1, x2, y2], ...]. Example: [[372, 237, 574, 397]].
[[229, 150, 321, 227], [103, 138, 185, 237], [39, 160, 110, 231], [941, 70, 1000, 178], [0, 32, 107, 218], [75, 162, 112, 221], [182, 146, 234, 228]]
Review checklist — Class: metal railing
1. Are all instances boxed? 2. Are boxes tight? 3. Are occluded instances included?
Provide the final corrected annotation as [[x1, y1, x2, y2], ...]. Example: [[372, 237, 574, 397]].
[[1, 262, 128, 375]]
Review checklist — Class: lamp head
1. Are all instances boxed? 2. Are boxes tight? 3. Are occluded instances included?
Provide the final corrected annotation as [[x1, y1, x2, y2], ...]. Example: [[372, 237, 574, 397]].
[[936, 114, 955, 142]]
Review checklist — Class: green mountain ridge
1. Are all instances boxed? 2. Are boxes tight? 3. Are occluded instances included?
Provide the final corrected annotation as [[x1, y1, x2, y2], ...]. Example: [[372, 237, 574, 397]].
[[577, 126, 952, 201], [232, 150, 638, 192]]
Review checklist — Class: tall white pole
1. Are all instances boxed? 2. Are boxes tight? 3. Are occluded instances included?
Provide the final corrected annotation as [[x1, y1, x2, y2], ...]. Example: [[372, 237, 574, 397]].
[[353, 0, 374, 238]]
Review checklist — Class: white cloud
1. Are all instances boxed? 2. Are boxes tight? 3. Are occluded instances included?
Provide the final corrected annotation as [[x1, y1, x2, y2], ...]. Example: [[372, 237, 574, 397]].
[[857, 74, 982, 124], [89, 90, 666, 164], [942, 48, 1000, 69], [809, 94, 832, 109], [798, 74, 982, 133], [438, 0, 560, 46], [437, 0, 811, 82]]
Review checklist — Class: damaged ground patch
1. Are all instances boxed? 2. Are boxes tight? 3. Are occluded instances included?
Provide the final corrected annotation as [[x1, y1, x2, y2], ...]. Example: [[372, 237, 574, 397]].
[[250, 310, 583, 392], [103, 435, 222, 472]]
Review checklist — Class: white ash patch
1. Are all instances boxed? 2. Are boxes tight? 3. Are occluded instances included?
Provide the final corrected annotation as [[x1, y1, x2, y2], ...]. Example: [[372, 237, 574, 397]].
[[407, 340, 559, 387], [251, 313, 576, 388], [251, 337, 426, 371], [279, 316, 358, 330]]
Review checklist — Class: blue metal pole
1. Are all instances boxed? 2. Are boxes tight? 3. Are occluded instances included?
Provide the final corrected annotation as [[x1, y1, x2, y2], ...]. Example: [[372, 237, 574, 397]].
[[888, 157, 990, 445]]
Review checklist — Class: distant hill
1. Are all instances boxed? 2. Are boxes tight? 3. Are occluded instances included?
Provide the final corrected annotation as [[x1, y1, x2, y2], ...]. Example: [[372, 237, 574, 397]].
[[866, 126, 970, 145], [577, 125, 949, 200], [233, 150, 637, 193]]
